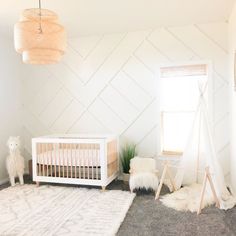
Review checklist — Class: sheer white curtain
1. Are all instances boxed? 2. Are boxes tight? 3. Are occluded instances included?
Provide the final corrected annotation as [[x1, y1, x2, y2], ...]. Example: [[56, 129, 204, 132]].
[[173, 91, 236, 210]]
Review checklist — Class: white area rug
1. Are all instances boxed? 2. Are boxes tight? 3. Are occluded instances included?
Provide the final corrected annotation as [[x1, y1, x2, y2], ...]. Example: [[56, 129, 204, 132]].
[[160, 183, 215, 212], [0, 184, 135, 236]]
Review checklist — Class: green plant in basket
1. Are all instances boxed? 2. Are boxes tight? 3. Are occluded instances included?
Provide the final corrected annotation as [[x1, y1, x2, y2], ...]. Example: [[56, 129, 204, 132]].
[[121, 144, 137, 174]]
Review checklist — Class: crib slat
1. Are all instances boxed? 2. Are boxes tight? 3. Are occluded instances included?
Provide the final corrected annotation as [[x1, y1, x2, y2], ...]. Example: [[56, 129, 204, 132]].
[[54, 143, 57, 177], [77, 144, 79, 178], [50, 144, 53, 177], [46, 143, 49, 177], [96, 145, 98, 180], [81, 144, 83, 179], [37, 144, 40, 176], [70, 143, 73, 178], [76, 144, 81, 179], [41, 143, 43, 176], [91, 144, 93, 179], [58, 143, 61, 178], [75, 144, 77, 179], [86, 145, 88, 179], [67, 144, 69, 178], [79, 144, 82, 179], [62, 147, 65, 178], [42, 143, 45, 177], [36, 143, 39, 175], [75, 144, 80, 178], [86, 144, 91, 179], [83, 144, 86, 179], [40, 144, 42, 176], [79, 143, 81, 179], [60, 144, 64, 178], [63, 143, 68, 178]]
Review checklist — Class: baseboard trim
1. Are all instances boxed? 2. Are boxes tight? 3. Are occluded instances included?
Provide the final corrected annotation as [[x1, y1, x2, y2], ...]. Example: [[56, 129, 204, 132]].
[[0, 178, 9, 185]]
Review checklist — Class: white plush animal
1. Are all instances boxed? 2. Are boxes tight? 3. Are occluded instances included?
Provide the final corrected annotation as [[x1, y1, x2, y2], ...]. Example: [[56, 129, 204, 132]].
[[6, 136, 25, 186]]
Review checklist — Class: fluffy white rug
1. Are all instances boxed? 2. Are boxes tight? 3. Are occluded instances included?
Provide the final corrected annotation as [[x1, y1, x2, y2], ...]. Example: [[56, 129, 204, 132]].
[[0, 184, 135, 236], [160, 183, 215, 212]]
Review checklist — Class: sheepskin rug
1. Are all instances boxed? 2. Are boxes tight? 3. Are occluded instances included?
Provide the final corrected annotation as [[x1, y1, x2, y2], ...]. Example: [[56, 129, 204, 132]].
[[0, 184, 135, 236], [160, 183, 215, 212]]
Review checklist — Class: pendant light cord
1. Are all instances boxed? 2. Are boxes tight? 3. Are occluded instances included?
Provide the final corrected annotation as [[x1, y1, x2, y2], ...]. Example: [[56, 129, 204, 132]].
[[38, 0, 43, 33]]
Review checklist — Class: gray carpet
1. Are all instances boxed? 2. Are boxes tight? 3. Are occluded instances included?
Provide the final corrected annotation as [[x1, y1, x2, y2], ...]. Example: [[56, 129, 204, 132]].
[[1, 176, 236, 236]]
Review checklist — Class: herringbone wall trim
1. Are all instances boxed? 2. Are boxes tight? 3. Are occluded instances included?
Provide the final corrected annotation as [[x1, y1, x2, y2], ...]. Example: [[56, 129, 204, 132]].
[[22, 22, 230, 176]]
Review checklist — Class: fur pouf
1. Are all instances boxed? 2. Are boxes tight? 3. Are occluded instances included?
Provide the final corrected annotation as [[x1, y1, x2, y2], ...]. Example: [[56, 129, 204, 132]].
[[129, 157, 159, 192], [6, 136, 25, 186], [129, 172, 159, 192], [160, 183, 215, 212]]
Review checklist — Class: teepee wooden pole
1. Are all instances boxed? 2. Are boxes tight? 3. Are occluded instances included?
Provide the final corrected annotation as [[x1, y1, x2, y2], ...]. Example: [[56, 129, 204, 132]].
[[198, 166, 220, 214], [205, 167, 220, 208], [197, 169, 207, 215], [196, 109, 202, 183]]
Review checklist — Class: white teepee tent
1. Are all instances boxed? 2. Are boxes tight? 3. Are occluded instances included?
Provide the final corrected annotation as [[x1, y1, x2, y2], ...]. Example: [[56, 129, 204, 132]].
[[172, 90, 236, 210]]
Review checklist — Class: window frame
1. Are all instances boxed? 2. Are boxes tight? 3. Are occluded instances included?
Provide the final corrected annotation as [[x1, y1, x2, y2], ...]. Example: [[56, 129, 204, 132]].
[[157, 61, 212, 157], [160, 110, 196, 156]]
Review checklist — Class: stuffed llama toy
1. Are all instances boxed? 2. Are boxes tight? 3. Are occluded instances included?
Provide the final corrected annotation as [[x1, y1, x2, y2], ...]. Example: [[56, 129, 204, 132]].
[[6, 136, 25, 186]]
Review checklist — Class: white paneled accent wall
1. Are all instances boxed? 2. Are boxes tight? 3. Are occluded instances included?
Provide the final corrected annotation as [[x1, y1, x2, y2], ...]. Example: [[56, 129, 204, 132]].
[[22, 22, 229, 177]]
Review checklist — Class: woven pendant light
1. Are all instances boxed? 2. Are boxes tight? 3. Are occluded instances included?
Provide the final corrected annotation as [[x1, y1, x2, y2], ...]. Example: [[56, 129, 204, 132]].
[[14, 1, 66, 64]]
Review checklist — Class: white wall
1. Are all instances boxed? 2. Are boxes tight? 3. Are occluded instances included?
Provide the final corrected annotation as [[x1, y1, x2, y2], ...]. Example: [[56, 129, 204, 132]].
[[0, 36, 23, 183], [229, 5, 236, 193], [21, 22, 230, 177]]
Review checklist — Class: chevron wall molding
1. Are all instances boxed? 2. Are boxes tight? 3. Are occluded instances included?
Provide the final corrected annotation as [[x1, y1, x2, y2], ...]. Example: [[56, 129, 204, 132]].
[[21, 22, 230, 176]]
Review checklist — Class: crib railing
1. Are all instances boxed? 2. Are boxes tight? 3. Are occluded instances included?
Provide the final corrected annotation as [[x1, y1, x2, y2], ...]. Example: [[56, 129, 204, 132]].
[[32, 136, 118, 188], [36, 143, 101, 180]]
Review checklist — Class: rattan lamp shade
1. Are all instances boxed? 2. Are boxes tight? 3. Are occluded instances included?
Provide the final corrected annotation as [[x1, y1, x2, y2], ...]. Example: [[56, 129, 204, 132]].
[[14, 9, 66, 64]]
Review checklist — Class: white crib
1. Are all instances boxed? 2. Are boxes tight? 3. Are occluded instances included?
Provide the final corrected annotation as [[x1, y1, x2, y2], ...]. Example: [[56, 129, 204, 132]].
[[32, 134, 119, 190]]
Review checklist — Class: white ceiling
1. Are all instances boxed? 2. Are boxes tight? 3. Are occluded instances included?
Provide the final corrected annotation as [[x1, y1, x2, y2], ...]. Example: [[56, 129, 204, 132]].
[[0, 0, 235, 37]]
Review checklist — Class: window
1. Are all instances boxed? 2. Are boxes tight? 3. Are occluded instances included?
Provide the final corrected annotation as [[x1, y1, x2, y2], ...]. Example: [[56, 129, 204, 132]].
[[160, 64, 207, 155]]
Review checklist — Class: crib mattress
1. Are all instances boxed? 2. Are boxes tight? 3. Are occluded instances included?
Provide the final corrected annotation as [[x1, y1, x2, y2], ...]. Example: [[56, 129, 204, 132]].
[[37, 149, 101, 167]]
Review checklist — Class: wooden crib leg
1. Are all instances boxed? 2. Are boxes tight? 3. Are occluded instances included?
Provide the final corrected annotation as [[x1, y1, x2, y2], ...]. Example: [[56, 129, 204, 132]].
[[36, 181, 40, 187], [101, 186, 106, 192]]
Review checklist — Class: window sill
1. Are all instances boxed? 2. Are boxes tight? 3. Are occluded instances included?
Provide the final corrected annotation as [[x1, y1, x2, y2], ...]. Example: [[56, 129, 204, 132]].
[[161, 151, 182, 156], [157, 152, 182, 161]]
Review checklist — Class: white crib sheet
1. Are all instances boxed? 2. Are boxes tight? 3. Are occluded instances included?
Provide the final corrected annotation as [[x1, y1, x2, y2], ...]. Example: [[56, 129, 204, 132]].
[[37, 149, 101, 167]]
